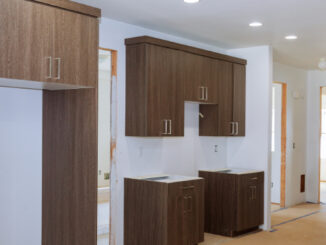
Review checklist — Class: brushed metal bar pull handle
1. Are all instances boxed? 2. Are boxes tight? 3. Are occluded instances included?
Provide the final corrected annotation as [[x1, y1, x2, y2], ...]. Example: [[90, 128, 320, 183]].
[[182, 186, 195, 190], [168, 120, 172, 135], [162, 120, 167, 135], [199, 86, 205, 100], [45, 57, 52, 79], [230, 122, 235, 135], [205, 87, 208, 101], [188, 196, 193, 212], [250, 177, 258, 180], [54, 58, 61, 80], [235, 122, 239, 135]]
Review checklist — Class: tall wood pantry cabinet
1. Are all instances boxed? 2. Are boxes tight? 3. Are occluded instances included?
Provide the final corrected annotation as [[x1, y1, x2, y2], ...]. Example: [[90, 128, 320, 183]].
[[199, 170, 264, 237], [0, 1, 101, 245], [124, 176, 205, 245], [125, 36, 247, 137]]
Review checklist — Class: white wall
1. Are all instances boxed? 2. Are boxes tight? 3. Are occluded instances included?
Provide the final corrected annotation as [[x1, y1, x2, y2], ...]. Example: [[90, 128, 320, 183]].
[[273, 63, 308, 207], [0, 87, 42, 245], [271, 84, 282, 204], [99, 18, 231, 245], [226, 46, 273, 230], [306, 71, 326, 202]]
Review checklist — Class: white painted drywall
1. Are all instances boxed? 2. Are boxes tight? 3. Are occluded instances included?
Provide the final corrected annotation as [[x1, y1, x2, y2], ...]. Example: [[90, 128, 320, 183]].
[[273, 63, 307, 207], [226, 46, 273, 230], [271, 84, 282, 204], [0, 87, 42, 245], [99, 18, 229, 245], [306, 71, 326, 203]]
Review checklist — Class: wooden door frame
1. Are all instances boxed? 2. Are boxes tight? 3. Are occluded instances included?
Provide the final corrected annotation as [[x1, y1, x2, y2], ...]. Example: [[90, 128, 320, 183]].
[[98, 47, 118, 244], [273, 81, 287, 208], [319, 87, 324, 203]]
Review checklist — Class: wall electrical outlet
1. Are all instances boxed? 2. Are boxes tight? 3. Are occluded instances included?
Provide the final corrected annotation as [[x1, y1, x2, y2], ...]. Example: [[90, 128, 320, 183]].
[[214, 145, 218, 152]]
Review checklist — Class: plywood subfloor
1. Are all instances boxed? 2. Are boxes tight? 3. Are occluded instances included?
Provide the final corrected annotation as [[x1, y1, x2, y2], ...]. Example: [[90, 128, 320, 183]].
[[200, 203, 326, 245]]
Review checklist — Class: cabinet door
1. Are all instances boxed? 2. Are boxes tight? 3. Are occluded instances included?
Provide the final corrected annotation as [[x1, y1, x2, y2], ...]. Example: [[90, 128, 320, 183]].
[[147, 45, 184, 136], [203, 57, 218, 104], [236, 174, 264, 231], [53, 8, 98, 87], [218, 61, 234, 136], [182, 181, 204, 245], [183, 52, 205, 103], [233, 64, 246, 136], [0, 0, 54, 82]]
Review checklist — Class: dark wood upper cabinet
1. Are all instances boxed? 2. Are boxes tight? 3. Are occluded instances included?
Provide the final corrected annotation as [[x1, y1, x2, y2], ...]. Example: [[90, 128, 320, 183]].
[[125, 43, 184, 136], [124, 177, 204, 245], [182, 53, 218, 104], [0, 0, 100, 88], [125, 36, 246, 137], [199, 61, 246, 136], [199, 170, 264, 237]]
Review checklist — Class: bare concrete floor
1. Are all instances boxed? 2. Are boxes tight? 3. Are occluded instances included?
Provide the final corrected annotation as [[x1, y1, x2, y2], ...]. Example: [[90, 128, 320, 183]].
[[201, 203, 326, 245]]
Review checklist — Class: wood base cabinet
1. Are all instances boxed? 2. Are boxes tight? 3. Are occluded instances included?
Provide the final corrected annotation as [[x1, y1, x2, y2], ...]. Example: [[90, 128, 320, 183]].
[[124, 177, 205, 245], [198, 170, 264, 237]]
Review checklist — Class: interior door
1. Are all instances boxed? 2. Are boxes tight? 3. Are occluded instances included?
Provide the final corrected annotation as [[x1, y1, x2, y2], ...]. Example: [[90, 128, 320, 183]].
[[217, 61, 234, 136], [53, 8, 98, 87], [233, 64, 246, 136], [148, 45, 184, 136], [0, 0, 54, 82]]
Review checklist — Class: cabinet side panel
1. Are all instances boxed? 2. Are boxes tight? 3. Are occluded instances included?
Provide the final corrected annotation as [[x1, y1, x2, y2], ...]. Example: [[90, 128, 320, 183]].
[[233, 64, 246, 136], [124, 179, 168, 245], [125, 44, 147, 136], [42, 89, 98, 245]]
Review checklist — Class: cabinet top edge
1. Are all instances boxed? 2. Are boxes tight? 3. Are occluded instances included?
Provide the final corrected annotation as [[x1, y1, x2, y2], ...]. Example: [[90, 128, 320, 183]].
[[27, 0, 101, 18], [125, 36, 247, 65]]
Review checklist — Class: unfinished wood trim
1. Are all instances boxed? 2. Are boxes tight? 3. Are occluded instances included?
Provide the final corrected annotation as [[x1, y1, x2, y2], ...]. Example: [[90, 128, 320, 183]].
[[125, 36, 247, 65], [274, 81, 287, 208], [319, 87, 323, 203], [27, 0, 101, 18]]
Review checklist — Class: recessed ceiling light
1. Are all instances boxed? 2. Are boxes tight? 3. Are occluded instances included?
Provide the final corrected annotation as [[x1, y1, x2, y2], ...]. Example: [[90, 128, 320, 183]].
[[184, 0, 200, 3], [249, 22, 263, 27], [285, 35, 298, 40]]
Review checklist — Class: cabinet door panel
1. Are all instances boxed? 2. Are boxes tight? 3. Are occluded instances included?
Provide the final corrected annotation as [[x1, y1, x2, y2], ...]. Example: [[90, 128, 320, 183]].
[[233, 64, 246, 136], [0, 0, 54, 82], [236, 174, 264, 231], [148, 45, 184, 136], [183, 52, 204, 102], [218, 61, 234, 136], [53, 8, 98, 87], [203, 57, 218, 104]]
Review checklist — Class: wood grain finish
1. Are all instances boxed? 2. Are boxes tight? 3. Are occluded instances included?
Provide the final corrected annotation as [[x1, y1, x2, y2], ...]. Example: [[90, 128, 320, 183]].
[[27, 0, 101, 17], [199, 171, 264, 237], [125, 44, 184, 136], [125, 36, 247, 65], [124, 178, 204, 245], [42, 89, 98, 245], [53, 6, 99, 87], [199, 62, 246, 137], [0, 0, 99, 88]]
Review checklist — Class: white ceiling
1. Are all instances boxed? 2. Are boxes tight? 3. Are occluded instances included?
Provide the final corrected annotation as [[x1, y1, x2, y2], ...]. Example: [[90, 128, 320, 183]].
[[76, 0, 326, 70]]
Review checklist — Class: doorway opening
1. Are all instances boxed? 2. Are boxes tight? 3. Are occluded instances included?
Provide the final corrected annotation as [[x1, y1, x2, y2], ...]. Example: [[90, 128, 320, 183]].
[[319, 87, 326, 204], [97, 48, 117, 245], [271, 82, 287, 211]]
